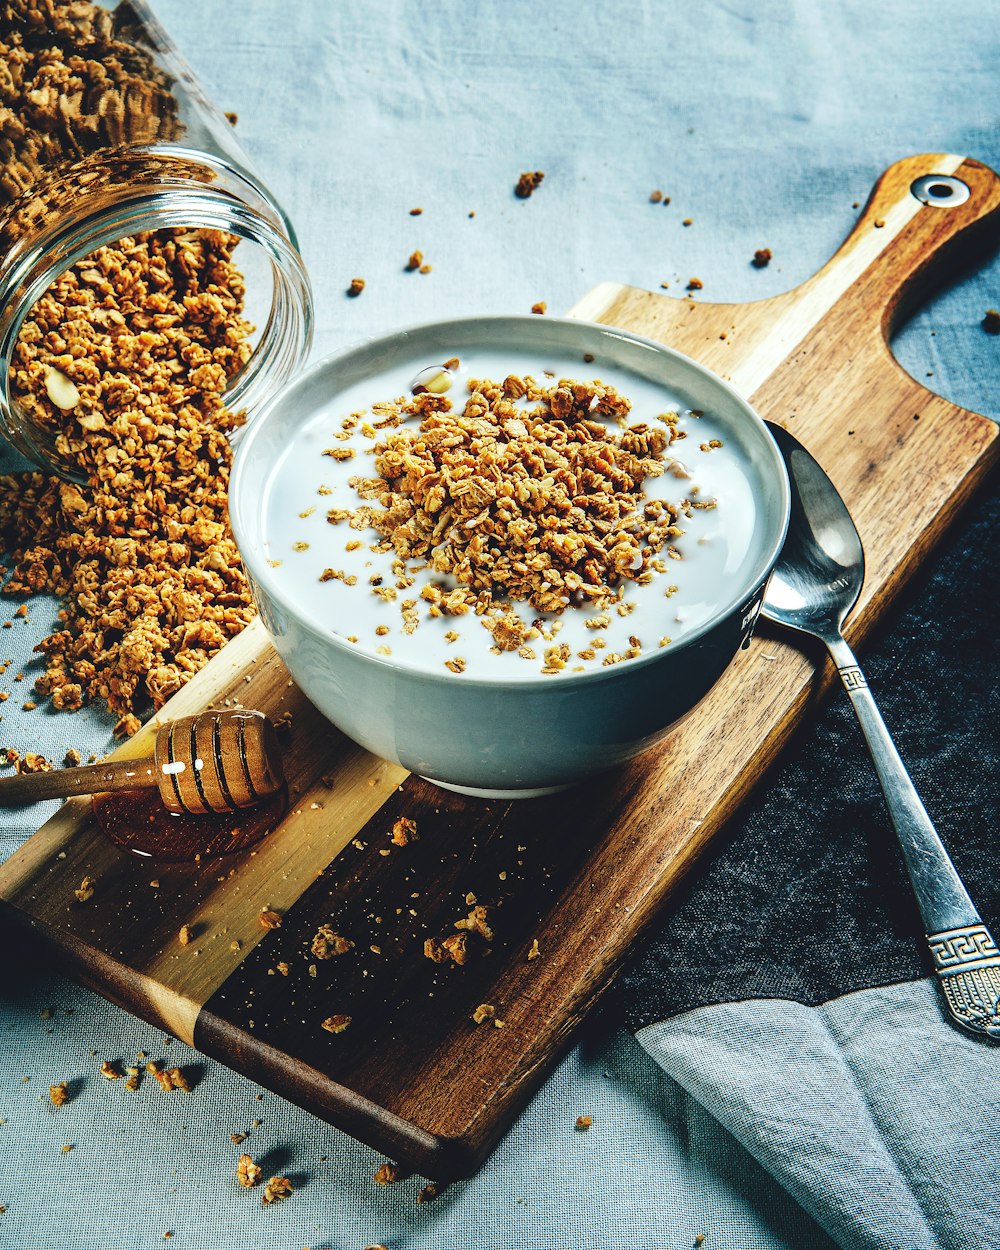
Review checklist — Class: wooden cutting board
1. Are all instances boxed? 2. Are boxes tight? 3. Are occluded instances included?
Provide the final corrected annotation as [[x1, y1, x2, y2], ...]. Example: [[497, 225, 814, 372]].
[[2, 154, 999, 1179]]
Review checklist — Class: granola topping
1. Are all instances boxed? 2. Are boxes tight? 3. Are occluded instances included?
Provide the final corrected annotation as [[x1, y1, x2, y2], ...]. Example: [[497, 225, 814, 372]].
[[262, 348, 760, 678]]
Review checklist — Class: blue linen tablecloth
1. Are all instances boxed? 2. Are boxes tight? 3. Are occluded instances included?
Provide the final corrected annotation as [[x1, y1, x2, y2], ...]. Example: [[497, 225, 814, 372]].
[[1, 2, 998, 1247]]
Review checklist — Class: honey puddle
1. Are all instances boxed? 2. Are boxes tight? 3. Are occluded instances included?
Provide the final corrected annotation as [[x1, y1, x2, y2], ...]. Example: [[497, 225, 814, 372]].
[[93, 785, 288, 862]]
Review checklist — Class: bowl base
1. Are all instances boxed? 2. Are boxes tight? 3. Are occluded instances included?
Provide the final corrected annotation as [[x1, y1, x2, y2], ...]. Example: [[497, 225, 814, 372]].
[[418, 774, 574, 801]]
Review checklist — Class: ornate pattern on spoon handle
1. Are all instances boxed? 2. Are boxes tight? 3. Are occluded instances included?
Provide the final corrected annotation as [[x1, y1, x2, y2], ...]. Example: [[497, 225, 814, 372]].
[[926, 924, 1000, 1038]]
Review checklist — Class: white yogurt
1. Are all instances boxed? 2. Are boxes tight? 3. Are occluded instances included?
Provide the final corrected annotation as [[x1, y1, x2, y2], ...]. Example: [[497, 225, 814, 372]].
[[259, 346, 759, 679]]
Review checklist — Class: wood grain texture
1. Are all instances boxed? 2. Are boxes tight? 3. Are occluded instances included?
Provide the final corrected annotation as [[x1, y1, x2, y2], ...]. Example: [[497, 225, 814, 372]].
[[1, 154, 998, 1179]]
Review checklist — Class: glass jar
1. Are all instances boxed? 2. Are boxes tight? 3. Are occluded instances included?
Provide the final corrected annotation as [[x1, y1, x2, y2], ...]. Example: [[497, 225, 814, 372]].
[[0, 0, 313, 480]]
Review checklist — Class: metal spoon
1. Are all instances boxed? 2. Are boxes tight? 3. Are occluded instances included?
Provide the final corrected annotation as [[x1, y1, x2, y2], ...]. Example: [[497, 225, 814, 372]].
[[760, 422, 1000, 1040]]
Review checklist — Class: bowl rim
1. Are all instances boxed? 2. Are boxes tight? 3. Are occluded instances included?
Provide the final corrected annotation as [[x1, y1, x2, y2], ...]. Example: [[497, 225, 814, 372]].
[[230, 312, 791, 689]]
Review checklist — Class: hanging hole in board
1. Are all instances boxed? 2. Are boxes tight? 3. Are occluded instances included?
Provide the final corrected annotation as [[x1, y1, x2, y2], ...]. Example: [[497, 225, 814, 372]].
[[910, 174, 970, 207]]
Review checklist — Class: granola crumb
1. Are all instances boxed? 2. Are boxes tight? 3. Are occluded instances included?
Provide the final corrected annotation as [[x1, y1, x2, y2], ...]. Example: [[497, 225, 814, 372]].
[[514, 170, 545, 199], [231, 1132, 248, 1145], [423, 931, 471, 966], [391, 816, 419, 846], [471, 1003, 495, 1024], [259, 909, 283, 931], [455, 904, 494, 941], [752, 247, 772, 268], [63, 748, 81, 767], [419, 263, 432, 275], [347, 277, 366, 297], [373, 1162, 403, 1185], [320, 1014, 352, 1034], [409, 207, 423, 216], [146, 1062, 191, 1092], [686, 277, 703, 291], [49, 1081, 69, 1107], [261, 1175, 293, 1204], [983, 309, 1000, 334], [310, 925, 354, 959], [416, 1183, 440, 1204], [18, 751, 50, 772], [236, 1154, 263, 1188], [405, 250, 423, 272], [168, 1067, 191, 1092], [575, 1115, 593, 1130], [649, 189, 663, 203], [530, 302, 547, 315], [99, 1060, 122, 1080], [682, 217, 693, 227], [527, 938, 541, 960], [873, 217, 886, 229], [178, 924, 193, 946], [74, 876, 96, 903]]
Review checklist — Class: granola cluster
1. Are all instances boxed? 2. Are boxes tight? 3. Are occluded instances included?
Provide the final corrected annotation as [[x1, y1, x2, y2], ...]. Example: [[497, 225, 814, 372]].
[[339, 375, 689, 634], [0, 229, 255, 735]]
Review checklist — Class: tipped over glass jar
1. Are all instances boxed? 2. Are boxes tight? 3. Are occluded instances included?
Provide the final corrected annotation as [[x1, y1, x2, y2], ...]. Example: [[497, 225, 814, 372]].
[[0, 0, 313, 480]]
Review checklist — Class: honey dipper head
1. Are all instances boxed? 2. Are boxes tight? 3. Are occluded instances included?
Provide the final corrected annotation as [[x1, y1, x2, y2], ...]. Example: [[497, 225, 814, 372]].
[[152, 710, 285, 815]]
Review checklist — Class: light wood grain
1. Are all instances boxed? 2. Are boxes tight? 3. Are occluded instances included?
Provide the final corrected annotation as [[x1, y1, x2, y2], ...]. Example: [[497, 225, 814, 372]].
[[2, 154, 997, 1177]]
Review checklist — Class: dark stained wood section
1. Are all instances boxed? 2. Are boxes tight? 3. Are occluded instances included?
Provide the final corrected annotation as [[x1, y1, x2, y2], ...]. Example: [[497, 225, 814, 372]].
[[2, 155, 999, 1178]]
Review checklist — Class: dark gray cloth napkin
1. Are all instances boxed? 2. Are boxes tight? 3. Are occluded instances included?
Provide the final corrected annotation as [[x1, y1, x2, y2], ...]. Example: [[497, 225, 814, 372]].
[[617, 478, 1000, 1250]]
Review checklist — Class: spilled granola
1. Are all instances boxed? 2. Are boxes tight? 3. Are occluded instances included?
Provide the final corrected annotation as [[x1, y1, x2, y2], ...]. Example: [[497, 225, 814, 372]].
[[0, 229, 255, 735]]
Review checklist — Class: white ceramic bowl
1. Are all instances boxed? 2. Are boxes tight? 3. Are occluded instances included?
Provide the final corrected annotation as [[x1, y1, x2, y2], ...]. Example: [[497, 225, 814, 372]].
[[230, 315, 790, 798]]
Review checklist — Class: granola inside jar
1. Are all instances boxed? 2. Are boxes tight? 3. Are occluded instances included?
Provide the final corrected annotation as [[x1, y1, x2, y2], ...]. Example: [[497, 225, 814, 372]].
[[0, 0, 312, 480]]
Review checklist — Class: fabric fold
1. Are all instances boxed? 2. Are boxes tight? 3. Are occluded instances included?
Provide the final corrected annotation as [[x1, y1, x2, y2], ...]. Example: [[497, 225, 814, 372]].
[[637, 979, 998, 1250]]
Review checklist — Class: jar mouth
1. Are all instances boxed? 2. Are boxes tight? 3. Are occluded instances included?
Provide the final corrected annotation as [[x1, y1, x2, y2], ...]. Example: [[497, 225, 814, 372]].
[[0, 155, 313, 482]]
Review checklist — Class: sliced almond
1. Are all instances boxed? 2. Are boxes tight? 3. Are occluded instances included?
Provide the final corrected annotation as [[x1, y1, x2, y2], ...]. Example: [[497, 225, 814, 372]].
[[43, 366, 81, 411], [410, 365, 453, 396]]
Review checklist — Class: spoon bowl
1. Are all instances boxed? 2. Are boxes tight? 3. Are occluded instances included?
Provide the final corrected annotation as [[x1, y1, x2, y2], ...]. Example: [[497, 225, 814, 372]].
[[761, 422, 864, 639]]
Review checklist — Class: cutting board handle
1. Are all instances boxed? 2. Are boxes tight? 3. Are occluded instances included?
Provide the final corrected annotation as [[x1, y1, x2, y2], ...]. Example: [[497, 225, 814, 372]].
[[810, 154, 1000, 339]]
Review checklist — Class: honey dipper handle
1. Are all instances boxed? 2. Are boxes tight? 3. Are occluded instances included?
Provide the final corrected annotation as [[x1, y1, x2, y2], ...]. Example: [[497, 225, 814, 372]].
[[0, 756, 159, 806]]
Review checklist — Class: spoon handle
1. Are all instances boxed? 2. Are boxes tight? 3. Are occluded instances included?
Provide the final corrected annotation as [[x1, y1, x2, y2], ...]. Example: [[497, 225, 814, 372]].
[[825, 635, 1000, 1038]]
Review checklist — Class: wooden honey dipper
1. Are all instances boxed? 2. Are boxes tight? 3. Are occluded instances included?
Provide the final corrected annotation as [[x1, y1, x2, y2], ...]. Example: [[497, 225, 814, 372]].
[[0, 710, 284, 815]]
